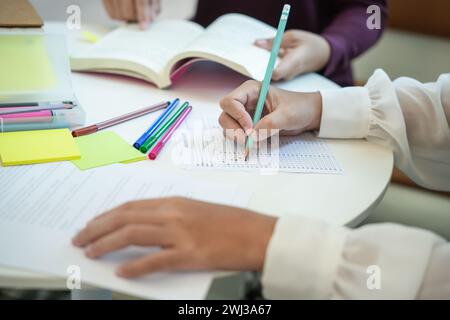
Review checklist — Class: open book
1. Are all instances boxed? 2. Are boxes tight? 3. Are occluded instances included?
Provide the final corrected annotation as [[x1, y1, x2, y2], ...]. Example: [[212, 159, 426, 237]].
[[70, 14, 277, 88]]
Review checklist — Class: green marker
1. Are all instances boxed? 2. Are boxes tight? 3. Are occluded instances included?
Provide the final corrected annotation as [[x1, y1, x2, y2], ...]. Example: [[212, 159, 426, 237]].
[[245, 4, 290, 161], [140, 101, 189, 153]]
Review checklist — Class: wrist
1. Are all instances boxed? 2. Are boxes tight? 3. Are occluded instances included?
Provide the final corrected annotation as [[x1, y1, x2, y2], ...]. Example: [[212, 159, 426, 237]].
[[306, 92, 323, 131], [253, 215, 278, 272]]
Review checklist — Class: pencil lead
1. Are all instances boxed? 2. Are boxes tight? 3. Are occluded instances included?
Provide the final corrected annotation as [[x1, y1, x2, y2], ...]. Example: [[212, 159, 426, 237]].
[[244, 147, 250, 161]]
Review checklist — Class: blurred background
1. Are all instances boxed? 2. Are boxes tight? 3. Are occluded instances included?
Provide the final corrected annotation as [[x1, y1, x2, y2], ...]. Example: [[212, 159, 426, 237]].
[[30, 0, 450, 84]]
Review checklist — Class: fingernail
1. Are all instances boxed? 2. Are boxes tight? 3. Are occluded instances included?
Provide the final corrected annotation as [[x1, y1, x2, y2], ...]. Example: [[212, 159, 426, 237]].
[[72, 238, 80, 246], [116, 267, 128, 278], [255, 39, 266, 45], [245, 129, 253, 136], [85, 246, 95, 258]]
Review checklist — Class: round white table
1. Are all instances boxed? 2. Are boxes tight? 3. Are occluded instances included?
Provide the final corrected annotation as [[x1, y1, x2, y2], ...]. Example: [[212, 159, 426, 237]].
[[0, 63, 393, 294], [0, 17, 394, 295]]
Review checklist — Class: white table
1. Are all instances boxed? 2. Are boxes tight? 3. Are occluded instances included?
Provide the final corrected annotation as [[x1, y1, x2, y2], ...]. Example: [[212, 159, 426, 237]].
[[0, 25, 393, 296]]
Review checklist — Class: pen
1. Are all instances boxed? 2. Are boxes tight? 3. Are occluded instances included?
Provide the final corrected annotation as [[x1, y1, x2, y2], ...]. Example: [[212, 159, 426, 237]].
[[245, 4, 290, 161], [133, 98, 180, 150], [148, 105, 192, 160], [0, 101, 74, 108], [139, 101, 189, 153], [0, 110, 53, 123], [71, 101, 170, 137], [0, 103, 74, 115]]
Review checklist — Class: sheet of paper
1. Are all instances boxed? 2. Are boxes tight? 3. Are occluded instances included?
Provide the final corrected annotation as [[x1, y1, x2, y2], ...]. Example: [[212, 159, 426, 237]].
[[0, 162, 250, 299], [178, 117, 343, 174], [72, 131, 146, 170], [0, 128, 80, 166]]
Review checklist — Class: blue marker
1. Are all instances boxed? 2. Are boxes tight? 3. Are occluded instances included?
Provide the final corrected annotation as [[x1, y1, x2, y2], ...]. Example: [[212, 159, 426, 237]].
[[133, 98, 180, 149]]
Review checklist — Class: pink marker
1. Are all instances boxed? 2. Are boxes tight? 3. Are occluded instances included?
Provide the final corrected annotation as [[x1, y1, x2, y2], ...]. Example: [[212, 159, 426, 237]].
[[0, 110, 53, 123], [148, 106, 192, 160]]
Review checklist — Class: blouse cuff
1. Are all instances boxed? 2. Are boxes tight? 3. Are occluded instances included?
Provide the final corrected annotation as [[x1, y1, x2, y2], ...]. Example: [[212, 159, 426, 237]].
[[318, 87, 372, 139], [261, 216, 348, 299]]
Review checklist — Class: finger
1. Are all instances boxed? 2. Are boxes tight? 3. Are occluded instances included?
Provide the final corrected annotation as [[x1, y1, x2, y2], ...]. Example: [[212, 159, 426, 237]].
[[136, 0, 150, 29], [103, 0, 117, 19], [255, 32, 300, 51], [117, 250, 182, 278], [219, 81, 259, 131], [254, 38, 273, 51], [218, 112, 247, 144], [73, 200, 166, 247], [85, 225, 169, 258], [154, 0, 161, 15], [119, 0, 135, 21], [272, 52, 300, 81]]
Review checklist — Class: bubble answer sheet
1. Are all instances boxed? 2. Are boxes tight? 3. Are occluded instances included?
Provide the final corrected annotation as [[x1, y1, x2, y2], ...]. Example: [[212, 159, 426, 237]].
[[0, 162, 250, 300], [176, 118, 343, 174]]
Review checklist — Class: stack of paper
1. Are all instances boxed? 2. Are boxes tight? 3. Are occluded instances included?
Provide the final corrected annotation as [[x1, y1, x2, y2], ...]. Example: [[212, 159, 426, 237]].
[[0, 162, 250, 299]]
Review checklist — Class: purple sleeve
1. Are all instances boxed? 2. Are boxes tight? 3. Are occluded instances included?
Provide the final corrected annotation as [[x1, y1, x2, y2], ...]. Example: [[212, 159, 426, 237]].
[[321, 0, 388, 78]]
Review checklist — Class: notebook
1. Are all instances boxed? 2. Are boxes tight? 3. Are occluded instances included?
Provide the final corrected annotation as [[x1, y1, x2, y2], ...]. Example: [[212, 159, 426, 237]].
[[70, 14, 277, 88]]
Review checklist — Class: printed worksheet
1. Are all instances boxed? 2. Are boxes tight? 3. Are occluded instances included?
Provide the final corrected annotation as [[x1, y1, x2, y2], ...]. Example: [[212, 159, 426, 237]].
[[0, 162, 250, 300], [176, 117, 343, 174]]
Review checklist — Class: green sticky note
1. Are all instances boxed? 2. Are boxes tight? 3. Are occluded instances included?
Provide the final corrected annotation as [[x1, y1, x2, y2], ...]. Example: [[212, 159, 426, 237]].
[[72, 131, 146, 170], [0, 129, 81, 166]]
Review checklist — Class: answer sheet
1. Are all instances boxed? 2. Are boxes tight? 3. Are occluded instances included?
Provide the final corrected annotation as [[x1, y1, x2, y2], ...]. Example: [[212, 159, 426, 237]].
[[177, 118, 343, 174], [0, 162, 250, 299]]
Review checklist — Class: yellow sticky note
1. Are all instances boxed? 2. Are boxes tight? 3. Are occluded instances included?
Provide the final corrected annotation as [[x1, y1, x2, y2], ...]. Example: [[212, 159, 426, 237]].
[[0, 129, 81, 166], [0, 35, 57, 93], [72, 131, 146, 170]]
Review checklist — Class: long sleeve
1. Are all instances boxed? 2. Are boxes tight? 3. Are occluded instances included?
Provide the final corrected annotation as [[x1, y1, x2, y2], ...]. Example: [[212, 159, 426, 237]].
[[261, 70, 450, 299], [321, 0, 388, 86]]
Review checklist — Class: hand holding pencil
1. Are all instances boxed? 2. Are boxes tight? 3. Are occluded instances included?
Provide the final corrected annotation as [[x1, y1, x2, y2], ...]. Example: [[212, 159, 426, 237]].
[[219, 81, 323, 144]]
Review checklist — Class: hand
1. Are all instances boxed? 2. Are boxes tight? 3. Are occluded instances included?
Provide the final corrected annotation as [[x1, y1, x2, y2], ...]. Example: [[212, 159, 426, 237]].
[[103, 0, 161, 30], [255, 30, 331, 81], [219, 80, 322, 143], [72, 197, 277, 278]]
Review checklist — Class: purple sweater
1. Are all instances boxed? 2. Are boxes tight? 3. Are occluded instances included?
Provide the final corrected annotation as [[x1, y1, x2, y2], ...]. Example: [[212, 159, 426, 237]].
[[193, 0, 388, 86]]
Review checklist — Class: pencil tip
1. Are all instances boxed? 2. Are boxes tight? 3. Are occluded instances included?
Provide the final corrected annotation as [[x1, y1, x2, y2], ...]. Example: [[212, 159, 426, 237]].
[[244, 148, 249, 161]]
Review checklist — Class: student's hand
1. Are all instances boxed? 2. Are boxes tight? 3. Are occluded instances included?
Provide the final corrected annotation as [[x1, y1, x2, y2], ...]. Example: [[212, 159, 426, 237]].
[[103, 0, 161, 30], [255, 30, 331, 81], [219, 80, 322, 143], [72, 197, 276, 278]]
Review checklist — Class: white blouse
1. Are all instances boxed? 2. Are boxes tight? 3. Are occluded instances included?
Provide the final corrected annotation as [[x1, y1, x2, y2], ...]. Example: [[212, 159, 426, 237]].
[[262, 70, 450, 299]]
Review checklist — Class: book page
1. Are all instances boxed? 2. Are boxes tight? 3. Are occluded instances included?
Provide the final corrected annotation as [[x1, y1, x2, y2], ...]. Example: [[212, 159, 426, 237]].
[[72, 20, 204, 77], [173, 14, 277, 81]]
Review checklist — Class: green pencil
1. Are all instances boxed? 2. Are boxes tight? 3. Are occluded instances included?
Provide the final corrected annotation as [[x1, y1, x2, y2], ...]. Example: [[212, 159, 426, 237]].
[[245, 4, 291, 161], [140, 101, 189, 153]]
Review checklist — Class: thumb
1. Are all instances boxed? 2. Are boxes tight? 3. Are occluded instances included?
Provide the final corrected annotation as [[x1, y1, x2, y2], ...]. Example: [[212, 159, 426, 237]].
[[254, 38, 274, 51]]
